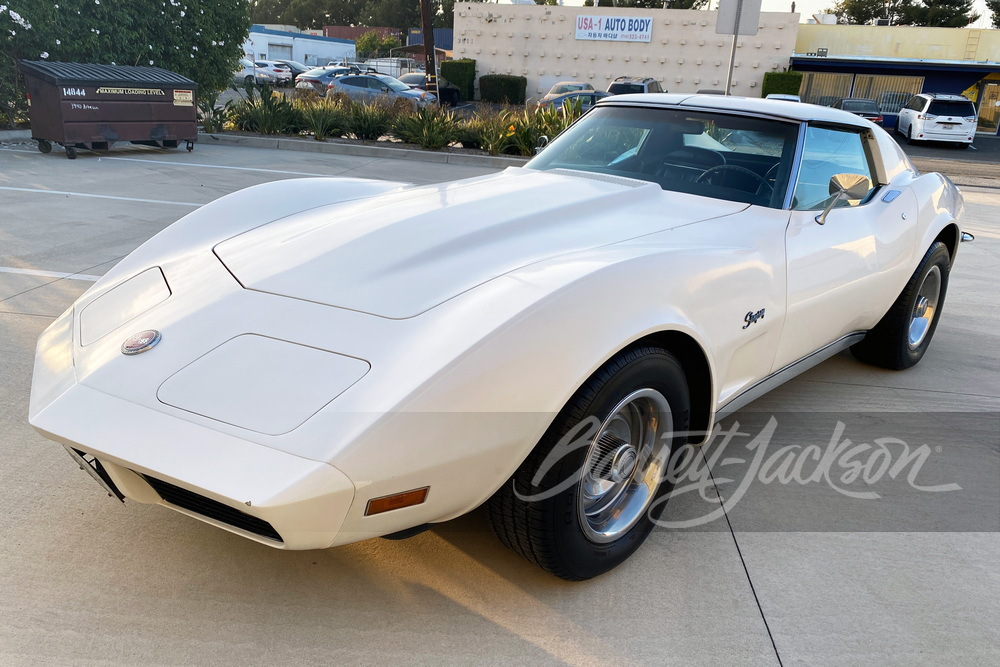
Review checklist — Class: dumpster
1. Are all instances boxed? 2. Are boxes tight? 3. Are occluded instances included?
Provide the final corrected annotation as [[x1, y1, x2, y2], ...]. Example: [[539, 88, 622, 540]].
[[18, 60, 198, 159]]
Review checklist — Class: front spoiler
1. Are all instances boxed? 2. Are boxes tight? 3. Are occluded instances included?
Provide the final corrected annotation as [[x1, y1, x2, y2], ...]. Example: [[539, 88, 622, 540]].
[[29, 309, 356, 550]]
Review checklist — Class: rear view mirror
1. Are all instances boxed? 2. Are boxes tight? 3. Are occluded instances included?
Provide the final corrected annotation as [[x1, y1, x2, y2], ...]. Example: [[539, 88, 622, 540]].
[[816, 173, 871, 225]]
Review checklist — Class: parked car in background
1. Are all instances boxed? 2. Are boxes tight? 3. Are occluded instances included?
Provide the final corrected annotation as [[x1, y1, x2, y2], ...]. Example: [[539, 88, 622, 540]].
[[29, 94, 970, 581], [538, 90, 611, 114], [832, 98, 883, 125], [234, 59, 278, 86], [294, 67, 353, 96], [234, 60, 292, 86], [272, 60, 311, 81], [607, 76, 664, 95], [765, 93, 801, 102], [327, 73, 433, 108], [397, 72, 462, 106], [257, 60, 293, 86], [536, 81, 594, 108], [896, 93, 977, 147]]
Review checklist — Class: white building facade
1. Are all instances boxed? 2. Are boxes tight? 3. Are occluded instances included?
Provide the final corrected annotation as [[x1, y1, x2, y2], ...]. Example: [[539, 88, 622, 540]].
[[453, 4, 800, 100], [243, 25, 355, 67]]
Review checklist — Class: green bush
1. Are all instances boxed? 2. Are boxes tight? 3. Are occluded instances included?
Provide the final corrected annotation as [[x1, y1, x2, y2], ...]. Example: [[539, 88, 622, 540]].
[[391, 106, 458, 150], [440, 59, 476, 102], [761, 71, 803, 98], [197, 90, 234, 134], [230, 85, 303, 135], [349, 100, 393, 141], [298, 97, 347, 141], [479, 74, 527, 105]]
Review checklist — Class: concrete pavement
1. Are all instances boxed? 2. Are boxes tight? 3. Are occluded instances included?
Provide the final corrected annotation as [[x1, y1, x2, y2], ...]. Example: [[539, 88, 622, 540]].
[[0, 141, 997, 665]]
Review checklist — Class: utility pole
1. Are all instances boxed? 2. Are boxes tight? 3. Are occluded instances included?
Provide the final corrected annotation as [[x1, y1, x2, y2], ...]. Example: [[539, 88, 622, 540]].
[[419, 0, 439, 106]]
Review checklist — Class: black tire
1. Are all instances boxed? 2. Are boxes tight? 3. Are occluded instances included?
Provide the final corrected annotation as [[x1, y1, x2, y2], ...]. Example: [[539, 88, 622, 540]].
[[37, 139, 52, 154], [486, 345, 690, 580], [244, 75, 254, 86], [65, 147, 77, 160], [906, 125, 915, 144], [851, 241, 950, 370]]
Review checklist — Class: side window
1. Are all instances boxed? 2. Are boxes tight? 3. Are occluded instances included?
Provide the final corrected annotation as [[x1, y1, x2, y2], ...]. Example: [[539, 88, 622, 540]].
[[649, 81, 661, 93], [792, 126, 876, 211], [340, 76, 361, 88]]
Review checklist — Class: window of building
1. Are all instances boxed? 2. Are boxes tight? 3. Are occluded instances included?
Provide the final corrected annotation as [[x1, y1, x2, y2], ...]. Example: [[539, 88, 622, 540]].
[[798, 72, 924, 114]]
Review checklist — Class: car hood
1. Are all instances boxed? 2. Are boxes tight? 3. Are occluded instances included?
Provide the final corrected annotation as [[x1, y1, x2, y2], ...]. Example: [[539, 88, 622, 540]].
[[213, 168, 747, 319]]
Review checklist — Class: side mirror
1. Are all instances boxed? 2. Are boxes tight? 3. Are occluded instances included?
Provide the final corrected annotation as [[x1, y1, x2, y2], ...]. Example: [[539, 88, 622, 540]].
[[815, 173, 871, 225], [535, 135, 550, 155]]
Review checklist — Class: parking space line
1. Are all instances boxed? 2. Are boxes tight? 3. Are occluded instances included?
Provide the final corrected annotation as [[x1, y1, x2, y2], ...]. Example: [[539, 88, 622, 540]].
[[0, 147, 336, 177], [0, 267, 101, 282], [98, 156, 335, 176], [0, 186, 201, 207]]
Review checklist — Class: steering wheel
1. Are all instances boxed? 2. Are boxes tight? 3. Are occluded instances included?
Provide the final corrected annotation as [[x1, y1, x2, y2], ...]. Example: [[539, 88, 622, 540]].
[[696, 164, 772, 197]]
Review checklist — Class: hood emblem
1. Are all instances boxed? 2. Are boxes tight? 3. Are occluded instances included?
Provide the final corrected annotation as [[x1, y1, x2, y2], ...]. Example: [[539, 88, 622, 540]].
[[121, 330, 161, 356]]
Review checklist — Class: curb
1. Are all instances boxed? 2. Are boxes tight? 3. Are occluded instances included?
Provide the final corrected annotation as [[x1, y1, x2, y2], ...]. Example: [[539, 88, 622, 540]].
[[0, 129, 32, 141], [199, 132, 530, 168]]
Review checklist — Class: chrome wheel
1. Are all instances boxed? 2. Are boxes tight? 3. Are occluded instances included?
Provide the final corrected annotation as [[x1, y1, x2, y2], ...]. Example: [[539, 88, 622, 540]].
[[909, 264, 941, 348], [578, 388, 672, 544]]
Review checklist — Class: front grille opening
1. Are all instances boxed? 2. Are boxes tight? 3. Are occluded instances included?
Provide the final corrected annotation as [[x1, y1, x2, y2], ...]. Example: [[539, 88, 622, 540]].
[[141, 474, 283, 543]]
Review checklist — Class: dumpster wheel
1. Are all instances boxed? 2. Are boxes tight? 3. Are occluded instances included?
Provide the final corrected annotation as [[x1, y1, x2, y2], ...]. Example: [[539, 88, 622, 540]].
[[37, 139, 52, 154], [65, 146, 77, 160], [186, 141, 194, 152]]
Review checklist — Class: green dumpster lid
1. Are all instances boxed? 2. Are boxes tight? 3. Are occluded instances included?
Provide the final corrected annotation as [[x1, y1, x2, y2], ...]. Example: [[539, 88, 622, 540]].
[[18, 61, 197, 88]]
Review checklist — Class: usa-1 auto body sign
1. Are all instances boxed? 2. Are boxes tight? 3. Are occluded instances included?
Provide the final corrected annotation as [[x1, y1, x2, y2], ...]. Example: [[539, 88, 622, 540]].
[[576, 16, 652, 43]]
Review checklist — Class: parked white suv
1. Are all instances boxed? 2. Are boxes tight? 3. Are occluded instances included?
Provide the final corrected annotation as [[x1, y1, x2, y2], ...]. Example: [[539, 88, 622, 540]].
[[896, 93, 977, 147]]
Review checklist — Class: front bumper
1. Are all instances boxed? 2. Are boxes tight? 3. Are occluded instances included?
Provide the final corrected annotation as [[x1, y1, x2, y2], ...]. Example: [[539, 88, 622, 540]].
[[29, 308, 356, 550]]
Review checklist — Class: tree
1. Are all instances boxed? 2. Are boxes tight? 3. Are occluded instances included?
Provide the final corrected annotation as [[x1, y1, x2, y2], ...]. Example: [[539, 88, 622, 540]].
[[354, 29, 401, 57], [824, 0, 918, 24], [907, 0, 980, 25], [251, 0, 294, 24], [989, 0, 1000, 27], [435, 0, 456, 29], [359, 0, 423, 34], [0, 0, 250, 127]]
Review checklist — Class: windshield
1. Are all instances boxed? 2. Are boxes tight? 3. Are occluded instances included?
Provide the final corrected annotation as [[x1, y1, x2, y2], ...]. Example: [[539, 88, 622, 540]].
[[526, 106, 799, 208], [377, 75, 410, 92], [552, 83, 587, 95]]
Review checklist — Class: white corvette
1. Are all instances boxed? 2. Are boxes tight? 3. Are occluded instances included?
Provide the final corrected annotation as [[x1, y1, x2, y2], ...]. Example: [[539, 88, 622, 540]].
[[30, 94, 968, 579]]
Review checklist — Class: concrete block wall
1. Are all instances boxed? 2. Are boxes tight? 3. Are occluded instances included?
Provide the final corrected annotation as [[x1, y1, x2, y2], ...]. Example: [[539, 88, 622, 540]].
[[453, 4, 800, 101]]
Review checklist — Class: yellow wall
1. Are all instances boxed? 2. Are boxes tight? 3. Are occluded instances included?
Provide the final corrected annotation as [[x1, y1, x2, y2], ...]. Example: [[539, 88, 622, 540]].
[[795, 25, 1000, 63]]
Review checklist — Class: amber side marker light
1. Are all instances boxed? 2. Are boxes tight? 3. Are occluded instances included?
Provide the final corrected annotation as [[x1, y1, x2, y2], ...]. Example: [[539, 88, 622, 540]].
[[365, 487, 430, 516]]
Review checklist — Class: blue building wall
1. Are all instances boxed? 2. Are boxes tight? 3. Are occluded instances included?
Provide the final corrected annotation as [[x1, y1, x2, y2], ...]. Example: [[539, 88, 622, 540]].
[[407, 28, 454, 51]]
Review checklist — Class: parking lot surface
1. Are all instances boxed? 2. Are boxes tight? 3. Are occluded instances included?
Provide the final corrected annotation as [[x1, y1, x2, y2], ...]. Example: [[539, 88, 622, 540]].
[[1, 142, 997, 665]]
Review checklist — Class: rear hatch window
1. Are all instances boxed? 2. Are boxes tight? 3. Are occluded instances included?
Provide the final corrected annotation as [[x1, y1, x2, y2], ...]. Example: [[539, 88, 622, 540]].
[[927, 100, 976, 117], [609, 83, 644, 94]]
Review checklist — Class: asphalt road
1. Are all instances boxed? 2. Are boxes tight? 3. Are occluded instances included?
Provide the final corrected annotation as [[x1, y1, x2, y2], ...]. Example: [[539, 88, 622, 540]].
[[0, 141, 997, 665]]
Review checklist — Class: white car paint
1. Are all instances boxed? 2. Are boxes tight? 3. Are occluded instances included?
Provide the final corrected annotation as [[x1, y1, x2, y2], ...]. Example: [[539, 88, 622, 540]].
[[29, 95, 965, 551]]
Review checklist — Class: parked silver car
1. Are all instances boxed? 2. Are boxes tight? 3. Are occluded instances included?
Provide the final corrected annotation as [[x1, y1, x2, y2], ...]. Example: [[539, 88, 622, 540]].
[[326, 73, 433, 108]]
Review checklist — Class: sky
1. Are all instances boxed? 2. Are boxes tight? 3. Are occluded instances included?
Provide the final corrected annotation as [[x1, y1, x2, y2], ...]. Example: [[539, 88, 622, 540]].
[[552, 0, 995, 29]]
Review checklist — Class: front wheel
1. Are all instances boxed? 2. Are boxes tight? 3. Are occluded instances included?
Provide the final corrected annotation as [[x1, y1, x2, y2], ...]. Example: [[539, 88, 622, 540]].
[[486, 345, 690, 580], [852, 241, 950, 369], [37, 139, 52, 154]]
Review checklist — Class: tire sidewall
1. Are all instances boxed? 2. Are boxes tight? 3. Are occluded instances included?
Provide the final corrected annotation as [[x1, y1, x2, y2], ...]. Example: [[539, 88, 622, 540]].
[[899, 243, 950, 367], [526, 349, 690, 579]]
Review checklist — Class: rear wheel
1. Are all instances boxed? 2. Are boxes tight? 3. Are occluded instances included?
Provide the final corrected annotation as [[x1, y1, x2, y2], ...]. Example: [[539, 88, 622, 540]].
[[852, 241, 950, 369], [487, 345, 690, 580], [906, 125, 914, 144], [244, 75, 254, 86], [65, 146, 77, 160]]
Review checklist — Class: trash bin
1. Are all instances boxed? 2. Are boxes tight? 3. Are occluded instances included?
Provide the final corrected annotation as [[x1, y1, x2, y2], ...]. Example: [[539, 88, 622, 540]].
[[18, 60, 198, 159]]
